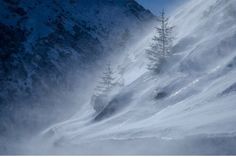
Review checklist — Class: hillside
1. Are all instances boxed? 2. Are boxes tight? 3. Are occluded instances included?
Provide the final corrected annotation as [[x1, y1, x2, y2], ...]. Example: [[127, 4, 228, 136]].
[[0, 0, 156, 153], [34, 0, 236, 155]]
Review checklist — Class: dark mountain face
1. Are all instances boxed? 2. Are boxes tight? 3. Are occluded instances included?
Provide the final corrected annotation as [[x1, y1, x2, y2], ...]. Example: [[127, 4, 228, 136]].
[[0, 0, 156, 142]]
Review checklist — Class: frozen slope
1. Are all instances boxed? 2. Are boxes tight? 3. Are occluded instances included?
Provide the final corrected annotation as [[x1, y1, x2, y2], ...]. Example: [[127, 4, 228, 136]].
[[32, 0, 236, 155]]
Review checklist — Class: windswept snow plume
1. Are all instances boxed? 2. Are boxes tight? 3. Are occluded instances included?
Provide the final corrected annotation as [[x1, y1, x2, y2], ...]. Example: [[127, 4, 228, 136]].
[[0, 0, 156, 154], [2, 0, 236, 155]]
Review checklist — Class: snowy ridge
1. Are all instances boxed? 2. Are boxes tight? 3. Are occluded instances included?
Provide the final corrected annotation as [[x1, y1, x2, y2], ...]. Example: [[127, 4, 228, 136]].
[[28, 0, 236, 155]]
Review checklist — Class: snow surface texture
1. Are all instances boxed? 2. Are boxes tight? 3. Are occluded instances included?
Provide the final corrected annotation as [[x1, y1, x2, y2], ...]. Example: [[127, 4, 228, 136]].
[[25, 0, 236, 155]]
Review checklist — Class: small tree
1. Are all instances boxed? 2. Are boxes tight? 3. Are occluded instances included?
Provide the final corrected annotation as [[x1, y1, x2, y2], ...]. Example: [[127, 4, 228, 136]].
[[95, 63, 115, 96], [147, 9, 174, 73]]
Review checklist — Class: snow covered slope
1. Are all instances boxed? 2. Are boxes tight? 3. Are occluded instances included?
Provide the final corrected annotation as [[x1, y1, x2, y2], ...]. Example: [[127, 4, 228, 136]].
[[27, 0, 236, 155], [0, 0, 156, 146]]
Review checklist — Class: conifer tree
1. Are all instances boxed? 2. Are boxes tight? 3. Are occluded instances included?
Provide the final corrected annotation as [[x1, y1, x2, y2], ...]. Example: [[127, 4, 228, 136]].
[[95, 63, 115, 96], [147, 9, 174, 73]]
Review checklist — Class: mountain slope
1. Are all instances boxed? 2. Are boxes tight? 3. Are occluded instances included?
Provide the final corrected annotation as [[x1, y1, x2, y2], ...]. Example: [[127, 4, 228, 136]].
[[32, 0, 236, 155], [0, 0, 155, 104], [0, 0, 156, 153]]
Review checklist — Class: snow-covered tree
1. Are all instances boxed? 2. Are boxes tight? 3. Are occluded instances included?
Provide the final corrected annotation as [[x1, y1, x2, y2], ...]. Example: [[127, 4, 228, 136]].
[[147, 9, 174, 73], [95, 63, 115, 96]]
